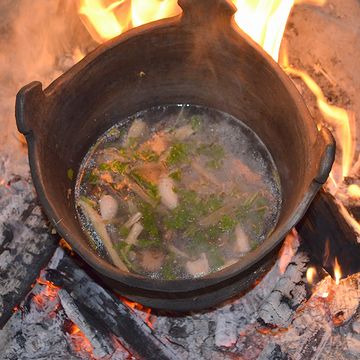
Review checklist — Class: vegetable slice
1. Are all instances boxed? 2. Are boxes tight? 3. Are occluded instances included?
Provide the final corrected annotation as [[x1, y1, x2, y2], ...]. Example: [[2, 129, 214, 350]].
[[78, 200, 127, 271]]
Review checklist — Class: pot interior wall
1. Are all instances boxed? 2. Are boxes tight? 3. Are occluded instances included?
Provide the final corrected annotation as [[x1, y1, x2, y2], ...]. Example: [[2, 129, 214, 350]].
[[35, 23, 317, 265]]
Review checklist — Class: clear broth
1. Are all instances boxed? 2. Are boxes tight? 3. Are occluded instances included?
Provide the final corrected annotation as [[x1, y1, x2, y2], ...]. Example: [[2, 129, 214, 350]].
[[75, 105, 282, 279]]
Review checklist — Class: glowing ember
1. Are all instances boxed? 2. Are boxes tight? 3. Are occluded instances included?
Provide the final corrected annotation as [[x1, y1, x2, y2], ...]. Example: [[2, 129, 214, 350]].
[[59, 238, 74, 254], [122, 297, 154, 328], [68, 323, 95, 356], [306, 266, 316, 284], [36, 278, 60, 300], [334, 257, 342, 285]]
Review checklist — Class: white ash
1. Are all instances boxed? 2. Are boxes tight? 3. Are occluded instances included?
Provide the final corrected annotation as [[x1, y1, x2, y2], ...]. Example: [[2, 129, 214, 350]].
[[0, 175, 57, 325], [258, 253, 308, 327]]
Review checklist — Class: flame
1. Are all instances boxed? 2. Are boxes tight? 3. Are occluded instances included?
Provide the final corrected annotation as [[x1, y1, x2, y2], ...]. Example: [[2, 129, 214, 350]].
[[333, 257, 341, 285], [122, 297, 154, 328], [68, 323, 95, 356], [233, 0, 294, 60], [79, 0, 129, 43], [77, 0, 359, 240], [348, 184, 360, 199], [79, 0, 181, 43], [281, 48, 356, 181], [306, 266, 316, 284], [78, 0, 297, 60]]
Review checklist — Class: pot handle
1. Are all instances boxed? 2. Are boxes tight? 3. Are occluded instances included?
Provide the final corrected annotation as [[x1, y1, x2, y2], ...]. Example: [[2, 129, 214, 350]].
[[16, 81, 45, 136], [178, 0, 236, 26], [314, 126, 336, 184]]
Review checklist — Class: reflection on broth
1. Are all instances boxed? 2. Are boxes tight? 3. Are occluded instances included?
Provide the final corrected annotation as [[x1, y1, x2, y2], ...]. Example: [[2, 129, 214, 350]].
[[75, 105, 281, 279]]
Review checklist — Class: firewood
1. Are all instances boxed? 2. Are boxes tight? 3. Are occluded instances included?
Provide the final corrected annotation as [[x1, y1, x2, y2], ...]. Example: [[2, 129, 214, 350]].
[[0, 177, 58, 328], [45, 250, 180, 360], [297, 189, 360, 277]]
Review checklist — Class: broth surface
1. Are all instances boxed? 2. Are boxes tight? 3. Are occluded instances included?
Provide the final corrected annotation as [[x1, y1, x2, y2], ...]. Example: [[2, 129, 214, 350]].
[[75, 105, 281, 279]]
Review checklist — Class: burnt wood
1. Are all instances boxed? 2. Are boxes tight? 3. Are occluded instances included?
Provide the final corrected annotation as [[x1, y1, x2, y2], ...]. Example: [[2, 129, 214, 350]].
[[45, 253, 180, 360], [297, 189, 360, 278], [0, 176, 58, 328]]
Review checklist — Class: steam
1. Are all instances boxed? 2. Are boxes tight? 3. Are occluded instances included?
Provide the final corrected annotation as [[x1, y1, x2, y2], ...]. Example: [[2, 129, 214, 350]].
[[0, 0, 94, 179]]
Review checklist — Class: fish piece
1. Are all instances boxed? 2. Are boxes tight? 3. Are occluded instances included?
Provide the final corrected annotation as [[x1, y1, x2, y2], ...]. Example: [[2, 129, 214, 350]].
[[186, 253, 210, 277], [234, 224, 251, 253], [158, 176, 178, 210], [99, 194, 118, 220]]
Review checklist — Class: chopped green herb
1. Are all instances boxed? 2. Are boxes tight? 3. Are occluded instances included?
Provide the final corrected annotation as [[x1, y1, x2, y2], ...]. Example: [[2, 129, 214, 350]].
[[118, 225, 130, 238], [136, 149, 159, 162], [218, 215, 237, 232], [130, 172, 159, 200], [206, 159, 223, 169], [79, 196, 96, 208], [165, 206, 193, 230], [208, 247, 225, 269], [190, 115, 202, 131], [128, 137, 138, 149], [205, 194, 224, 212], [166, 143, 189, 166], [114, 242, 134, 270], [115, 241, 129, 252], [169, 169, 182, 181], [111, 160, 128, 175], [137, 238, 161, 248], [99, 163, 111, 171], [85, 170, 99, 185], [197, 143, 225, 169], [139, 202, 160, 239], [67, 168, 74, 181], [161, 254, 177, 280]]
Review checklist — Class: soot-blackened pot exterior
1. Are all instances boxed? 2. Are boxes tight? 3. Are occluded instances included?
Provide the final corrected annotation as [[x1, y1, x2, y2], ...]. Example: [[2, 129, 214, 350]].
[[15, 0, 335, 311]]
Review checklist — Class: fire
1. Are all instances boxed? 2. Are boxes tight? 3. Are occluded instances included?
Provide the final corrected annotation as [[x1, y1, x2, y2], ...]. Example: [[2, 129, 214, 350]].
[[36, 278, 60, 300], [281, 49, 356, 181], [77, 0, 296, 60], [68, 322, 95, 356], [79, 0, 357, 191], [122, 297, 154, 328], [233, 0, 294, 60], [306, 266, 316, 284], [79, 0, 181, 43], [348, 184, 360, 199], [333, 257, 341, 285]]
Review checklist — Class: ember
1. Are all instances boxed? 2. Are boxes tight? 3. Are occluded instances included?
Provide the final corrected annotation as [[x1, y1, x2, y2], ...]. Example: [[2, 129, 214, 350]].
[[67, 322, 95, 357]]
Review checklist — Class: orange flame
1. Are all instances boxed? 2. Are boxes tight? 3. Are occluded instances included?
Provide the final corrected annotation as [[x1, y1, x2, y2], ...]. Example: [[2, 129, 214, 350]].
[[122, 297, 154, 328], [68, 323, 95, 356], [348, 184, 360, 199], [281, 48, 356, 181], [78, 0, 181, 43], [306, 266, 316, 284], [78, 0, 296, 60], [233, 0, 294, 60], [78, 0, 358, 227], [333, 257, 341, 285]]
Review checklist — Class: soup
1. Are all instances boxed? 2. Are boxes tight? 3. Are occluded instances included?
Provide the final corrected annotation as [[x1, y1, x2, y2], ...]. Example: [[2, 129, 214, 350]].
[[75, 105, 281, 279]]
